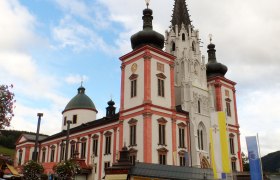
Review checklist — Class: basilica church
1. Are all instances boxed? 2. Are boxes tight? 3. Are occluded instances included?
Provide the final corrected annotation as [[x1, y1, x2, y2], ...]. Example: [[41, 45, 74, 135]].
[[15, 0, 242, 179]]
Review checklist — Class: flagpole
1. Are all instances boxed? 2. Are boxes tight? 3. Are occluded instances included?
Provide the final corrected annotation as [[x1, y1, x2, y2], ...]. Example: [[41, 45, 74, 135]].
[[257, 133, 264, 180]]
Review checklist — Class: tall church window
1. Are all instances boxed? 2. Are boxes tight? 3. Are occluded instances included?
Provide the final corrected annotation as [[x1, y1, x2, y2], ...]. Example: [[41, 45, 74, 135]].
[[128, 118, 137, 146], [129, 148, 138, 165], [64, 116, 67, 126], [70, 141, 76, 158], [104, 161, 110, 170], [18, 149, 23, 165], [158, 79, 165, 97], [131, 79, 137, 98], [73, 115, 77, 124], [60, 143, 65, 161], [80, 138, 87, 159], [178, 123, 186, 148], [229, 134, 235, 155], [197, 123, 206, 150], [226, 100, 231, 117], [198, 100, 201, 114], [172, 42, 176, 51], [129, 73, 138, 98], [42, 148, 46, 163], [50, 145, 55, 162], [156, 73, 166, 98], [180, 156, 186, 166], [104, 131, 112, 155], [231, 157, 237, 171], [158, 148, 168, 165], [158, 118, 167, 145], [92, 134, 99, 157], [182, 33, 186, 41], [159, 124, 165, 145]]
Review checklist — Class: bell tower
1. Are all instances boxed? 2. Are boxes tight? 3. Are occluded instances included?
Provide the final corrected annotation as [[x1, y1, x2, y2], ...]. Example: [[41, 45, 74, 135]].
[[119, 1, 189, 165], [165, 0, 211, 167]]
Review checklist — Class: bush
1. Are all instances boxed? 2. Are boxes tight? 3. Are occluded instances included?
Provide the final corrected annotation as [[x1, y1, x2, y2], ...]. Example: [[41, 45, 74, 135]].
[[22, 160, 44, 180], [53, 160, 80, 180]]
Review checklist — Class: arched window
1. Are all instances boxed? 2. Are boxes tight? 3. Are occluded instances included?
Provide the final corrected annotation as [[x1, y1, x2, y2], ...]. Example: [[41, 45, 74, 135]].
[[197, 123, 206, 150], [182, 33, 186, 41], [172, 42, 176, 51]]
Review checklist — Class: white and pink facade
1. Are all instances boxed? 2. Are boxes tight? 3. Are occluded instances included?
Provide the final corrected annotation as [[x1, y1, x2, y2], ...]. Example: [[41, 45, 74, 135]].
[[15, 0, 243, 179]]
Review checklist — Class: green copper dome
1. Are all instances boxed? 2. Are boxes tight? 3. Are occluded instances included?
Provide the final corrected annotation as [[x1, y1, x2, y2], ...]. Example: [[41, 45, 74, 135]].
[[62, 86, 97, 113]]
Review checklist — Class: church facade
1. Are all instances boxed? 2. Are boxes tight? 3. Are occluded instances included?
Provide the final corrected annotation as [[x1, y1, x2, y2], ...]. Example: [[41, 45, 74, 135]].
[[15, 0, 242, 179]]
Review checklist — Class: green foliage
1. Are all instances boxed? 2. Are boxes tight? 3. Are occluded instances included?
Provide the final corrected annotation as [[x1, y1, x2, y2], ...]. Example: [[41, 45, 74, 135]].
[[242, 152, 250, 171], [0, 85, 15, 129], [0, 130, 46, 149], [22, 160, 44, 180], [53, 160, 80, 180], [0, 146, 15, 157]]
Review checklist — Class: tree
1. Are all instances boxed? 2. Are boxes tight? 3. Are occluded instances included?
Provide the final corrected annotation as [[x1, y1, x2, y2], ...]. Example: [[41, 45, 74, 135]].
[[0, 84, 15, 129], [242, 152, 250, 171]]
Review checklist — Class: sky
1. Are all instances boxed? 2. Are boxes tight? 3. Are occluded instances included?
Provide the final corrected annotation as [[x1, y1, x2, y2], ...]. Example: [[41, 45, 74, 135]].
[[0, 0, 279, 156]]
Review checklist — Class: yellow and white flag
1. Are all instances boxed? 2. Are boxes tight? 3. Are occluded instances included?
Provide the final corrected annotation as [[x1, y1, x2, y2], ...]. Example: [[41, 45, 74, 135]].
[[210, 111, 231, 179]]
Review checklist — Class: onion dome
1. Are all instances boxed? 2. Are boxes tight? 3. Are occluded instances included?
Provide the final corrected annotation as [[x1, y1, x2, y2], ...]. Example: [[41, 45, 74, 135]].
[[206, 43, 228, 78], [106, 99, 116, 117], [130, 7, 164, 50], [63, 86, 97, 113]]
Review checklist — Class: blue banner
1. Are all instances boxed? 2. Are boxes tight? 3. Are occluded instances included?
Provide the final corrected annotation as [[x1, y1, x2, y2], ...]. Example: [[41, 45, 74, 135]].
[[246, 136, 262, 180], [184, 152, 188, 166]]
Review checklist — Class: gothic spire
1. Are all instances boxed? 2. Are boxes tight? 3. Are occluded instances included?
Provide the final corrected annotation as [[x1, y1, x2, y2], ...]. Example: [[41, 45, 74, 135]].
[[171, 0, 192, 32]]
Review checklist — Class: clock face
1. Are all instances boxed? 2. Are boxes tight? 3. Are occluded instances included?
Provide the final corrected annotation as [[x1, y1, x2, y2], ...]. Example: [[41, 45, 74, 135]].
[[131, 63, 137, 73]]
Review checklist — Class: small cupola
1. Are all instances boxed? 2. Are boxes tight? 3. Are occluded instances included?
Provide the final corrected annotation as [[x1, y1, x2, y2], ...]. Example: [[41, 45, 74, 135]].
[[106, 99, 116, 118], [130, 1, 164, 50], [61, 85, 97, 131], [206, 39, 228, 78]]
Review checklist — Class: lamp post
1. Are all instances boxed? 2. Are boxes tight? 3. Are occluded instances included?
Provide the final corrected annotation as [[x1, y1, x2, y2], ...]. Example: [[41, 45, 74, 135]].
[[33, 113, 43, 161], [65, 120, 72, 160]]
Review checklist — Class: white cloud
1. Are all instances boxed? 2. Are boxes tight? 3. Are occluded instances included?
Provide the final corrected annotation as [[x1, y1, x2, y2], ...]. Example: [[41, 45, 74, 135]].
[[52, 15, 117, 54], [0, 0, 38, 51], [55, 0, 110, 29], [0, 0, 67, 134]]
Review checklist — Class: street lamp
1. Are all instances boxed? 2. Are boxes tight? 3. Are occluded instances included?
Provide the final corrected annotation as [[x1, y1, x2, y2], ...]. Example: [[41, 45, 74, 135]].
[[33, 113, 43, 161], [65, 120, 72, 160], [91, 153, 95, 180]]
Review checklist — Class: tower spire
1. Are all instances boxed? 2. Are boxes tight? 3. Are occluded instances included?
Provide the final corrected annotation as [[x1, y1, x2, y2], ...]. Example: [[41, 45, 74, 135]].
[[171, 0, 192, 32]]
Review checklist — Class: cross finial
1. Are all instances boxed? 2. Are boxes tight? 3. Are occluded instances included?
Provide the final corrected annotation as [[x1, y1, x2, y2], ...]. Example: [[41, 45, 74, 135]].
[[145, 0, 150, 8], [81, 76, 84, 87], [209, 34, 213, 44]]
